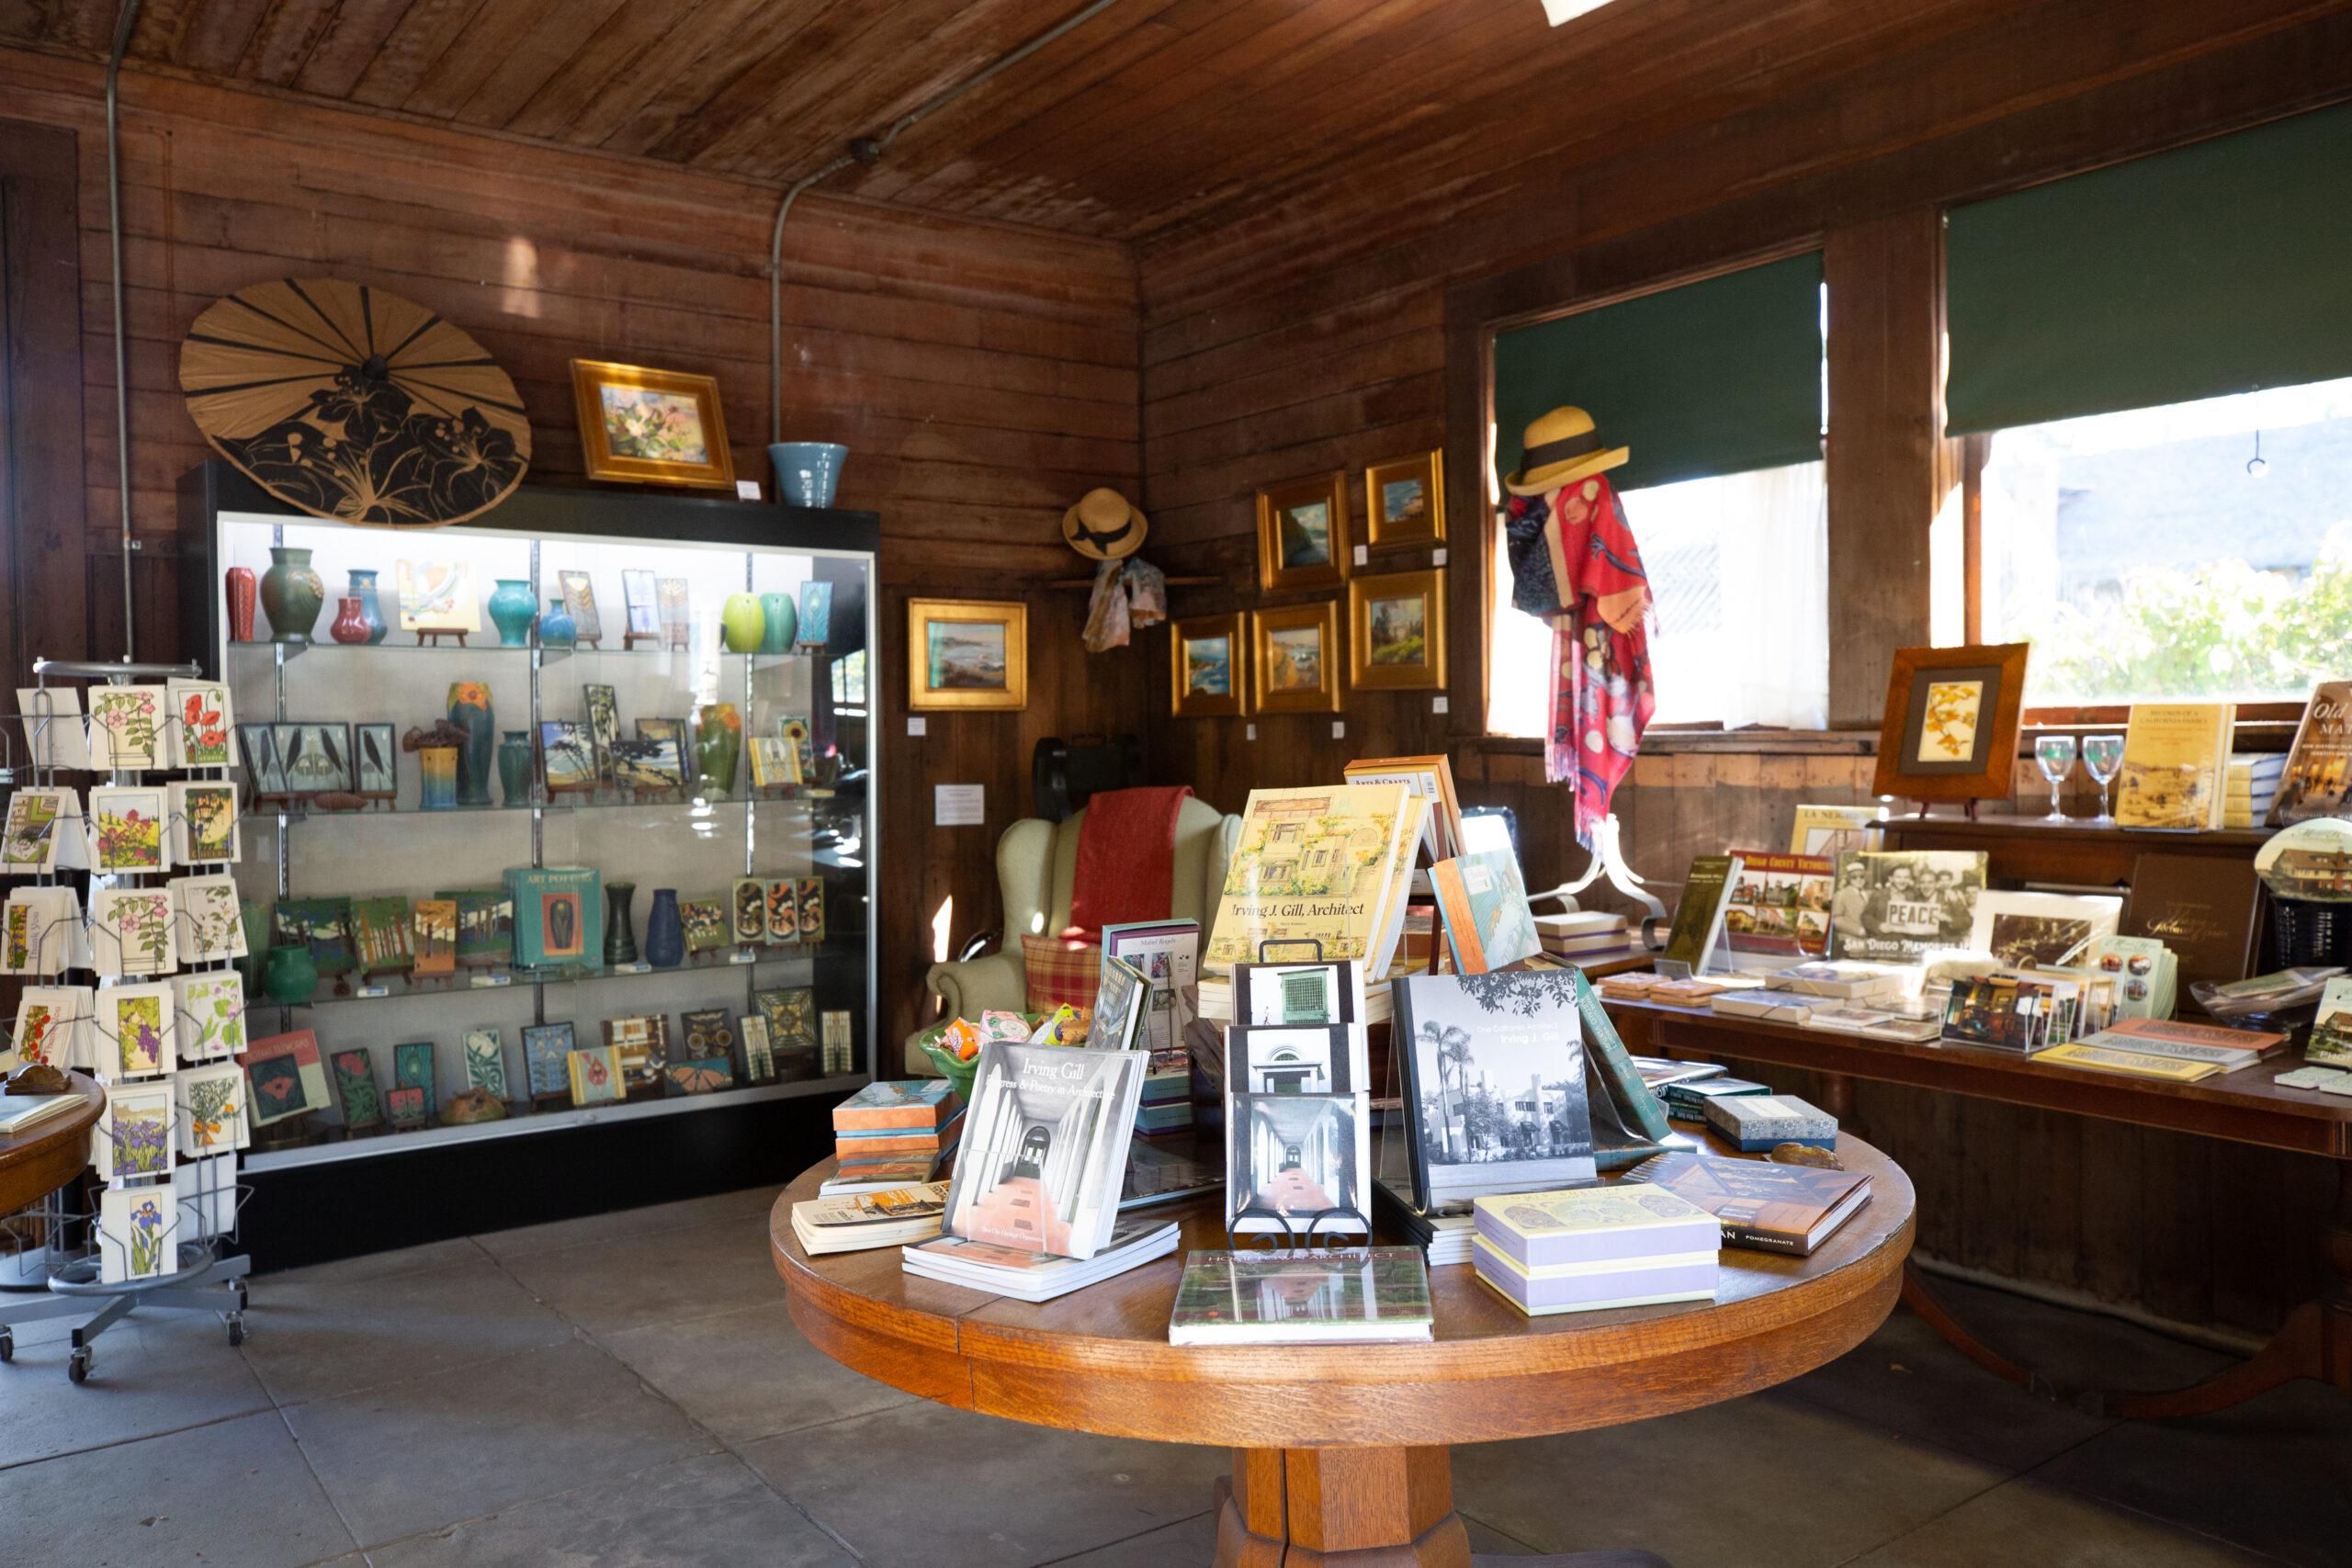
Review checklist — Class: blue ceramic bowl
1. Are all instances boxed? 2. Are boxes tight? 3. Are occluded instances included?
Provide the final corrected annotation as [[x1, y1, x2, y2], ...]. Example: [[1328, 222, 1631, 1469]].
[[768, 442, 847, 508]]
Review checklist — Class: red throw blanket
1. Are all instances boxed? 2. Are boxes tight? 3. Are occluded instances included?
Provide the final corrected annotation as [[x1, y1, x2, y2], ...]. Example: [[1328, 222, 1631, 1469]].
[[1066, 785, 1193, 937]]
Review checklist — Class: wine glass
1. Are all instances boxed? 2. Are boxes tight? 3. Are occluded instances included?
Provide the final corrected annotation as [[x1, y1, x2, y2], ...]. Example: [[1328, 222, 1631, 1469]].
[[2082, 733, 2125, 823], [2034, 734, 2078, 821]]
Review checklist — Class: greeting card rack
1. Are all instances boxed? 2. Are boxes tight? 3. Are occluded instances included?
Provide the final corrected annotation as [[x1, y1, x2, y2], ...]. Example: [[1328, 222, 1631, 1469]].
[[1, 657, 253, 1383]]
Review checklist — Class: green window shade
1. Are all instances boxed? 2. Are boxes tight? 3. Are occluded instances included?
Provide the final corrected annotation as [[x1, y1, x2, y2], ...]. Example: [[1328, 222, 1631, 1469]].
[[1947, 101, 2352, 435], [1491, 252, 1824, 496]]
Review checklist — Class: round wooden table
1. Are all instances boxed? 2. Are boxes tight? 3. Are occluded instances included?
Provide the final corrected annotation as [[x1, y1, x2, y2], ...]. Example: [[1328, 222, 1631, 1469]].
[[0, 1073, 104, 1215], [772, 1135, 1914, 1567]]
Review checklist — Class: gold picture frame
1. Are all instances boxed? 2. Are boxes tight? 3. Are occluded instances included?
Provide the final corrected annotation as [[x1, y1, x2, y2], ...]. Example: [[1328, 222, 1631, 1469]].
[[570, 359, 735, 491], [1170, 614, 1247, 717], [1250, 602, 1342, 714], [1254, 471, 1350, 592], [1364, 449, 1444, 545], [909, 599, 1028, 712], [1348, 569, 1447, 690]]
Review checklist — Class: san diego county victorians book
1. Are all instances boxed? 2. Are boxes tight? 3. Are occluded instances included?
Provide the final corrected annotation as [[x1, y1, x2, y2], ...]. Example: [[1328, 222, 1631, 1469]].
[[942, 1041, 1146, 1258]]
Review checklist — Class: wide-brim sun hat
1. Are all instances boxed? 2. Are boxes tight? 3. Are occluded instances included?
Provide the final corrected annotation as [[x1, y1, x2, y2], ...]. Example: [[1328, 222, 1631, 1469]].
[[1504, 405, 1629, 496], [1061, 487, 1148, 560]]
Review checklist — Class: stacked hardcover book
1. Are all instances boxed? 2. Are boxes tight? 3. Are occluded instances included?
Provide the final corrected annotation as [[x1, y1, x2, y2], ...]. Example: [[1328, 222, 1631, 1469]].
[[905, 1212, 1181, 1303], [2035, 1016, 2288, 1082], [830, 1080, 962, 1190], [1701, 1091, 1838, 1152], [1628, 1147, 1873, 1257], [1470, 1185, 1721, 1315], [1661, 1076, 1770, 1124], [1169, 1247, 1433, 1345], [791, 1182, 950, 1255], [1101, 919, 1200, 1136], [1534, 909, 1632, 961]]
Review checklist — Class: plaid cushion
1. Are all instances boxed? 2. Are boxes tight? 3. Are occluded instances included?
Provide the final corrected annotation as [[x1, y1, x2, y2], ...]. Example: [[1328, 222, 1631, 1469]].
[[1021, 933, 1102, 1011]]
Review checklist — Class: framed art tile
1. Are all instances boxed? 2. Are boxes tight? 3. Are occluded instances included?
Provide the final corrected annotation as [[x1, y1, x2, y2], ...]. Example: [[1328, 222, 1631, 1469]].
[[1363, 449, 1445, 545], [611, 737, 684, 793], [1170, 614, 1247, 718], [522, 1022, 574, 1099], [274, 722, 354, 795], [413, 898, 458, 976], [741, 1013, 775, 1084], [622, 569, 662, 637], [679, 898, 729, 953], [243, 1028, 329, 1126], [96, 1082, 175, 1180], [396, 560, 481, 633], [558, 570, 604, 642], [567, 1044, 624, 1107], [239, 723, 288, 798], [731, 877, 767, 945], [1347, 569, 1447, 691], [176, 1062, 250, 1156], [540, 721, 597, 795], [602, 1015, 667, 1090], [1870, 643, 2032, 804], [1250, 602, 1344, 714], [569, 359, 736, 491], [678, 1008, 736, 1065], [387, 1086, 428, 1127], [171, 971, 247, 1063], [908, 600, 1027, 712], [462, 1029, 509, 1099], [355, 723, 398, 799], [1255, 471, 1349, 592], [394, 1040, 435, 1095], [764, 877, 799, 943], [100, 1181, 180, 1284], [797, 878, 825, 944], [665, 1057, 732, 1096], [582, 684, 620, 786], [331, 1046, 383, 1130]]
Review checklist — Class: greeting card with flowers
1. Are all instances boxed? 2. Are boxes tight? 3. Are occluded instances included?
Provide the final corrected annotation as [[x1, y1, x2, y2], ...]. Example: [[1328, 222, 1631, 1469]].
[[166, 679, 239, 769]]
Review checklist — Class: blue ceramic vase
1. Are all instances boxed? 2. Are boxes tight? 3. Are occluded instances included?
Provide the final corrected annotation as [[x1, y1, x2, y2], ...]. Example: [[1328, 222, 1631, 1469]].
[[758, 592, 797, 654], [768, 442, 846, 507], [497, 731, 533, 807], [487, 580, 537, 647], [644, 889, 685, 968], [539, 596, 576, 648], [447, 682, 495, 807], [346, 569, 389, 644]]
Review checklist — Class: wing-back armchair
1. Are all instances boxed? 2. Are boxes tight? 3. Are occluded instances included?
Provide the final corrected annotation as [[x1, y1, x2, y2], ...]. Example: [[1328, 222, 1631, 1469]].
[[907, 795, 1241, 1073]]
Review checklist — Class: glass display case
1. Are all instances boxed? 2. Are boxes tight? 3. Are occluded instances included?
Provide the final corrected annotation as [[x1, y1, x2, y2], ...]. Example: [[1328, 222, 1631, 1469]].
[[187, 466, 876, 1178]]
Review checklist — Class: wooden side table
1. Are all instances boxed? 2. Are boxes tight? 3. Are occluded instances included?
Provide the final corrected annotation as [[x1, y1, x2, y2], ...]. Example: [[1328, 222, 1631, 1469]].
[[0, 1073, 104, 1215], [772, 1136, 1914, 1566]]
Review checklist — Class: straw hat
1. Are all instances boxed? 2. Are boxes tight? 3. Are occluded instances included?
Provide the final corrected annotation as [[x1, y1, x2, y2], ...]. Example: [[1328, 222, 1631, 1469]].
[[1060, 487, 1148, 560], [1504, 406, 1628, 497]]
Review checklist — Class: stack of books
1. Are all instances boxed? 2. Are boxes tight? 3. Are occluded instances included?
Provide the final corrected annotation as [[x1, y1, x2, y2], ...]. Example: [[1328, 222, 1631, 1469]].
[[829, 1080, 961, 1191], [1799, 997, 1942, 1042], [790, 1182, 950, 1255], [1373, 1177, 1476, 1264], [1702, 1091, 1838, 1152], [1168, 1247, 1434, 1345], [1765, 962, 1909, 998], [1470, 1185, 1721, 1315], [902, 1213, 1180, 1303], [1596, 971, 1671, 1001], [1661, 1076, 1770, 1124], [2224, 752, 2287, 828], [2035, 1016, 2289, 1081], [1534, 909, 1631, 961], [1710, 988, 1843, 1023], [1136, 1047, 1195, 1135], [1628, 1147, 1873, 1256]]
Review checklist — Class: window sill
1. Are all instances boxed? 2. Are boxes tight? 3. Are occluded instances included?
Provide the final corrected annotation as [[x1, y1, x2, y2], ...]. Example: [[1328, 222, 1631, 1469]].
[[1464, 731, 1874, 757]]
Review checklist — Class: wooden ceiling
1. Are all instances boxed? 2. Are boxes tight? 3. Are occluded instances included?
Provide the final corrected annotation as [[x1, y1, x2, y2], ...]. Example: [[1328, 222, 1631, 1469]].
[[0, 0, 2292, 246]]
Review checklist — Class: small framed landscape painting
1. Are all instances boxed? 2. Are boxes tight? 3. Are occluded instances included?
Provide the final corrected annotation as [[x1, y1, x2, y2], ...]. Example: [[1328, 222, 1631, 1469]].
[[908, 599, 1027, 712], [570, 359, 735, 491], [1170, 614, 1247, 718], [1251, 602, 1343, 714], [1871, 643, 2031, 804], [1255, 471, 1349, 592], [1363, 449, 1444, 545], [1347, 569, 1446, 691]]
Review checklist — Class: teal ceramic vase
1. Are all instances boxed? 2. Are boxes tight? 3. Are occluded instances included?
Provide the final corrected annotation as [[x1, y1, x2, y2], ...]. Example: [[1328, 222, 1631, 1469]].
[[497, 730, 533, 807], [604, 882, 639, 966], [235, 900, 271, 997], [418, 746, 458, 810], [539, 596, 576, 648], [346, 569, 388, 644], [768, 442, 847, 507], [258, 547, 324, 644], [264, 943, 318, 1005], [487, 579, 537, 647], [720, 593, 764, 653], [758, 592, 797, 654], [447, 682, 495, 807], [645, 889, 684, 968]]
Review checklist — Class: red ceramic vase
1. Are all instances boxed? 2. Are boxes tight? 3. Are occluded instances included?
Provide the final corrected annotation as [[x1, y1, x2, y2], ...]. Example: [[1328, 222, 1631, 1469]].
[[330, 596, 373, 645], [226, 567, 258, 642]]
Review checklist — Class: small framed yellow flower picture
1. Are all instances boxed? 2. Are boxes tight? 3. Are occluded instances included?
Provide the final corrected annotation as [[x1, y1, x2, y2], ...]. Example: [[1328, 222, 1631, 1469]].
[[570, 359, 735, 491], [909, 599, 1028, 712], [1250, 602, 1342, 714]]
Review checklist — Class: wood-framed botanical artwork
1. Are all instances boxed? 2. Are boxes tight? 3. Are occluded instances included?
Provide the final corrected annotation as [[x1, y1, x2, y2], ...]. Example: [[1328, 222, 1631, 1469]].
[[1170, 613, 1247, 718], [1250, 602, 1343, 714], [1254, 471, 1350, 592], [1347, 569, 1447, 691], [1871, 642, 2032, 804], [908, 599, 1027, 711], [1363, 449, 1444, 545], [569, 359, 736, 491]]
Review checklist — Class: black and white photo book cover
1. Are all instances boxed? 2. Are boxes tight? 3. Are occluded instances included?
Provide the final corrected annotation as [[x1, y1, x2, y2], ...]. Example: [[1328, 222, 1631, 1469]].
[[1395, 971, 1596, 1207], [1227, 1090, 1371, 1237]]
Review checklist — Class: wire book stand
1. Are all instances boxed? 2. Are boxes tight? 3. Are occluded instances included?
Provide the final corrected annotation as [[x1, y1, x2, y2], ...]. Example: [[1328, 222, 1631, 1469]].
[[0, 660, 254, 1382]]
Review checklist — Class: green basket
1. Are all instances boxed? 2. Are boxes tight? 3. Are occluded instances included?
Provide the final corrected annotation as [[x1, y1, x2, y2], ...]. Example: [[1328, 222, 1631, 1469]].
[[912, 1012, 1046, 1104]]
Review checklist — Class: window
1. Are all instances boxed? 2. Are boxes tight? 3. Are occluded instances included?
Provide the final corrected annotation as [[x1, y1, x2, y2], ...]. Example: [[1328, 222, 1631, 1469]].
[[1977, 375, 2352, 704]]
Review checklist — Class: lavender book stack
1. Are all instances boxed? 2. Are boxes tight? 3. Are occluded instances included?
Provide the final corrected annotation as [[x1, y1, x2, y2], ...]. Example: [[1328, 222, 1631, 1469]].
[[1470, 1185, 1720, 1316]]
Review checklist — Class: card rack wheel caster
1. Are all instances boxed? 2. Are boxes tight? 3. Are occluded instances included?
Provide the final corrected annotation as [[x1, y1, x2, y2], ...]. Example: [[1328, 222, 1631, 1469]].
[[0, 1328, 13, 1363], [225, 1313, 245, 1348], [232, 1279, 249, 1311], [68, 1346, 90, 1384]]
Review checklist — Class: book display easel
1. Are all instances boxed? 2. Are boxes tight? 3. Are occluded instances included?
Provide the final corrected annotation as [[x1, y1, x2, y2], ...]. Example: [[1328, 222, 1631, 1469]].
[[1, 660, 252, 1382]]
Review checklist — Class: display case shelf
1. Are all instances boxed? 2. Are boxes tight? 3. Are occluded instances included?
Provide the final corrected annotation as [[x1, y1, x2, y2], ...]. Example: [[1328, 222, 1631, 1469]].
[[257, 942, 831, 1010]]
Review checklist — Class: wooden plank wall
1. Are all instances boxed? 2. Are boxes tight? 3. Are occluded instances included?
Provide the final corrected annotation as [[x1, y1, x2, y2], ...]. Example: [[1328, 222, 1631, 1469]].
[[0, 46, 1147, 1068], [1134, 12, 2352, 1334]]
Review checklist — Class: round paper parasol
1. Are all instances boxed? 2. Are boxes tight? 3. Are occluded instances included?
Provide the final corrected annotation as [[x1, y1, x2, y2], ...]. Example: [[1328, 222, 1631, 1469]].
[[179, 278, 530, 527]]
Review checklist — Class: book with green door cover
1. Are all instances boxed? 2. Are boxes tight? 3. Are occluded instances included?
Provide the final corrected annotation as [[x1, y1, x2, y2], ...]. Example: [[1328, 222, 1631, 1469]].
[[1168, 1247, 1433, 1346], [1658, 855, 1741, 974], [1626, 1146, 1873, 1256], [2271, 682, 2352, 826]]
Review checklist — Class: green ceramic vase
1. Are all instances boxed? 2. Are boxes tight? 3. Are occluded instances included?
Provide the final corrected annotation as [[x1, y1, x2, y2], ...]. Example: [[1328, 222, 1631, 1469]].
[[258, 547, 325, 644], [264, 943, 318, 1005], [720, 593, 765, 653], [695, 704, 741, 797]]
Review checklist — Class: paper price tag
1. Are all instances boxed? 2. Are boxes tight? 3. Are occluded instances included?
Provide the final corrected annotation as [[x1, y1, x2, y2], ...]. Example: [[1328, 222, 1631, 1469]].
[[1352, 544, 1368, 566], [729, 950, 761, 964], [610, 962, 651, 975], [470, 973, 514, 988], [354, 985, 389, 998]]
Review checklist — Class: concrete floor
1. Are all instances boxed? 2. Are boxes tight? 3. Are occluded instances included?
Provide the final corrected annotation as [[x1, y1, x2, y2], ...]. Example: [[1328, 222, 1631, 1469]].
[[2, 1187, 2346, 1568]]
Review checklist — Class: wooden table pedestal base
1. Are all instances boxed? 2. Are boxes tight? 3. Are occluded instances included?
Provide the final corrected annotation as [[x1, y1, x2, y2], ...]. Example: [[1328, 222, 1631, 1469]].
[[1215, 1445, 1469, 1567]]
